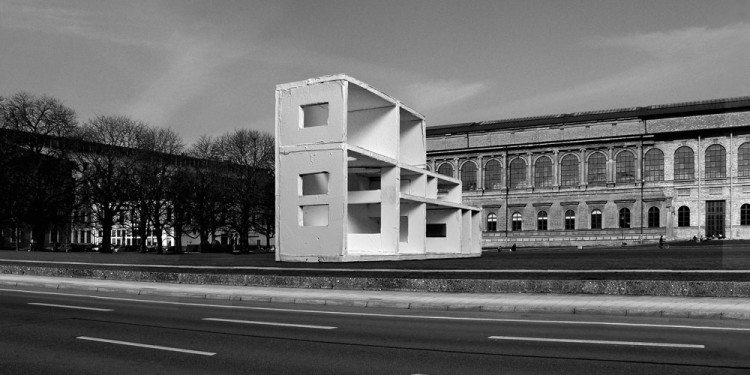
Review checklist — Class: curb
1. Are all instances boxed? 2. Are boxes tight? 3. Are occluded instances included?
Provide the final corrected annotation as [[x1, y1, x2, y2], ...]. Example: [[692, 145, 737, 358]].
[[4, 264, 750, 297], [2, 277, 749, 321]]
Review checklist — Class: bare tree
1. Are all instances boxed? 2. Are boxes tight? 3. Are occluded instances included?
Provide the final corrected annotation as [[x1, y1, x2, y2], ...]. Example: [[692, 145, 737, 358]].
[[73, 115, 145, 253], [186, 135, 229, 252], [218, 129, 274, 251], [133, 126, 184, 253], [0, 92, 78, 250]]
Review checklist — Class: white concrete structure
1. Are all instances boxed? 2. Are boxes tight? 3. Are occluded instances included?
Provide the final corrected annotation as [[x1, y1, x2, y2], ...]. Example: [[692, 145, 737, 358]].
[[275, 75, 481, 262]]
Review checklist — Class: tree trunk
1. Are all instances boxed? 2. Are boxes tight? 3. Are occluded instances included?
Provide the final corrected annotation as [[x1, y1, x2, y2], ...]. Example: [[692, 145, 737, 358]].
[[155, 224, 163, 254], [138, 205, 148, 252], [100, 214, 113, 253], [174, 225, 183, 254], [32, 223, 46, 251], [200, 229, 210, 253], [239, 206, 250, 253]]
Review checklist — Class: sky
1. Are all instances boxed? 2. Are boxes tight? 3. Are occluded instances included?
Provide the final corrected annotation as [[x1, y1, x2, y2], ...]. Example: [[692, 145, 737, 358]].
[[1, 0, 749, 145]]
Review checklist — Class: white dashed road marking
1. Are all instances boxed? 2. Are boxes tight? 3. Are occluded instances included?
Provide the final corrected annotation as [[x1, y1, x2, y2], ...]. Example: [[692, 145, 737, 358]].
[[28, 303, 113, 312], [76, 336, 216, 356], [488, 335, 705, 349], [203, 318, 337, 330]]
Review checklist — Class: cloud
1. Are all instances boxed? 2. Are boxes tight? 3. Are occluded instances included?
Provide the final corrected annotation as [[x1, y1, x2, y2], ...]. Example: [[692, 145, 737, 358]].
[[402, 80, 488, 112], [124, 34, 249, 128], [480, 23, 750, 120], [590, 23, 750, 60], [0, 0, 164, 48]]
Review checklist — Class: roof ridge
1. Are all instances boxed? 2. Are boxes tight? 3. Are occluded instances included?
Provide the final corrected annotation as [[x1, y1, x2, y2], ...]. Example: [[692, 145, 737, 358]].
[[429, 95, 750, 131]]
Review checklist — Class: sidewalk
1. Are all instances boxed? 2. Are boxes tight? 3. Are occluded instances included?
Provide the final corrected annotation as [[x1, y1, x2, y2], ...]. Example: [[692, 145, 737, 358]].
[[2, 274, 749, 320]]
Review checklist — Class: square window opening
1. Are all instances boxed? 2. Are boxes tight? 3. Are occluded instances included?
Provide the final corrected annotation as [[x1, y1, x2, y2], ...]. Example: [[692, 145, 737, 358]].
[[300, 103, 329, 128], [300, 205, 329, 227], [347, 203, 381, 234], [300, 172, 329, 196]]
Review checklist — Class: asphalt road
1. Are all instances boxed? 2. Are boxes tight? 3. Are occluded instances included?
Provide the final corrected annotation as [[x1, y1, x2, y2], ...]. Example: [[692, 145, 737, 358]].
[[2, 286, 750, 374]]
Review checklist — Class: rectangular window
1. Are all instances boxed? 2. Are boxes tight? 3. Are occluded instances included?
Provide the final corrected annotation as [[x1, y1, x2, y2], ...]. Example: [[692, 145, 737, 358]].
[[399, 216, 409, 242], [565, 216, 575, 230], [588, 154, 606, 186], [301, 103, 329, 128], [426, 224, 447, 237], [537, 218, 548, 230], [300, 172, 329, 195], [299, 205, 329, 227], [560, 156, 579, 187], [591, 211, 602, 229]]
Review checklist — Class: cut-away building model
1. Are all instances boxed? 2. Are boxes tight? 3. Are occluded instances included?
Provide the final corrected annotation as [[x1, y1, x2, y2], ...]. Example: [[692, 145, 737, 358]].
[[275, 75, 481, 262]]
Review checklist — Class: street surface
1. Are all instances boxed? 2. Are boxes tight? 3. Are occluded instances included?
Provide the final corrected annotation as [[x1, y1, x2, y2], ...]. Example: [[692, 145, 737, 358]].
[[1, 285, 749, 374]]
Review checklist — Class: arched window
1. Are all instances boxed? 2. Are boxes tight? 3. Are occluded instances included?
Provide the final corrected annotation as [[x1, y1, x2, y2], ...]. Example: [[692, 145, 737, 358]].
[[534, 157, 553, 187], [619, 208, 630, 228], [643, 148, 664, 182], [674, 146, 694, 180], [739, 143, 750, 177], [537, 211, 548, 230], [705, 144, 726, 179], [616, 151, 635, 183], [486, 213, 497, 231], [509, 158, 527, 189], [512, 212, 522, 231], [741, 204, 750, 226], [588, 152, 606, 186], [460, 162, 477, 191], [564, 210, 575, 230], [678, 206, 690, 227], [484, 159, 502, 190], [560, 154, 579, 187], [590, 209, 602, 229], [648, 207, 660, 228], [437, 163, 453, 177]]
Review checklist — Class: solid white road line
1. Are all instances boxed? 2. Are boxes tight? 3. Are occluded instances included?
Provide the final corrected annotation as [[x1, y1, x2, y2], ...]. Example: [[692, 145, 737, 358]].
[[28, 302, 113, 312], [5, 288, 750, 332], [76, 336, 216, 356], [488, 335, 705, 349], [203, 318, 336, 329]]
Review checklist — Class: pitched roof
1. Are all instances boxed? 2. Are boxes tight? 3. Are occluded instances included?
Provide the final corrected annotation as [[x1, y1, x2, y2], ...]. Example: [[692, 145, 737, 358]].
[[426, 96, 750, 136]]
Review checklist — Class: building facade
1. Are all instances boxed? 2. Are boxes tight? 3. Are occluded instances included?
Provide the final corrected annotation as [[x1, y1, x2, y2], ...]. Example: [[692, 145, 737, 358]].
[[426, 97, 750, 247], [275, 75, 481, 262]]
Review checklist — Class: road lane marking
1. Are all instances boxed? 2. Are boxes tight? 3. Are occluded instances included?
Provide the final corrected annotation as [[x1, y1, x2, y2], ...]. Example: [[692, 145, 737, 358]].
[[488, 335, 705, 349], [203, 318, 336, 329], [76, 336, 216, 356], [28, 303, 113, 312], [5, 289, 750, 332]]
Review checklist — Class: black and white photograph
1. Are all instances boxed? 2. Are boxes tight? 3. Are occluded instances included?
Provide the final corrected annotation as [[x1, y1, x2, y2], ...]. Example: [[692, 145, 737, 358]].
[[2, 1, 750, 374]]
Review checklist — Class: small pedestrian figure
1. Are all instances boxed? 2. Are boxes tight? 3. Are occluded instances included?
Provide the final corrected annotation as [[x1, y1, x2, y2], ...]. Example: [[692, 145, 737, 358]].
[[497, 245, 502, 253], [658, 235, 664, 249], [692, 235, 697, 243], [510, 243, 517, 252]]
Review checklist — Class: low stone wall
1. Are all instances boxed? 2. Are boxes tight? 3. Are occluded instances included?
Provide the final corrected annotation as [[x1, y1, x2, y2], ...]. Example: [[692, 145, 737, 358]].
[[2, 264, 750, 298], [483, 228, 664, 247]]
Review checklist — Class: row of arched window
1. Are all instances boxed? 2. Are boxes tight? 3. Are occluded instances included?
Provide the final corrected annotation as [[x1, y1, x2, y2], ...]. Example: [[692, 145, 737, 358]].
[[437, 143, 750, 191], [485, 204, 750, 231], [486, 207, 662, 231]]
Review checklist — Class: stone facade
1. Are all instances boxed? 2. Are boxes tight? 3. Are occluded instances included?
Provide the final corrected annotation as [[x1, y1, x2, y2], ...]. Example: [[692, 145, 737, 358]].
[[426, 97, 750, 247]]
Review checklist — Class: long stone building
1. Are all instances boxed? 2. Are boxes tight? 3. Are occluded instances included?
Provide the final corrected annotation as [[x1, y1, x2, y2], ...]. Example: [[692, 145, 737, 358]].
[[425, 96, 750, 247]]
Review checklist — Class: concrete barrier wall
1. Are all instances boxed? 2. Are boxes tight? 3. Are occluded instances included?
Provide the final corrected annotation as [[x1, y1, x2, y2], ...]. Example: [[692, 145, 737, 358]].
[[2, 264, 749, 297]]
